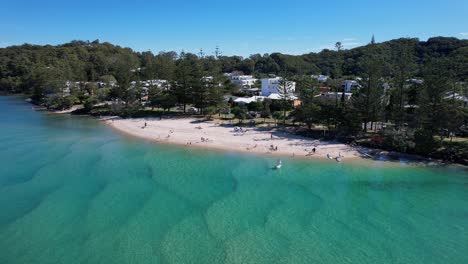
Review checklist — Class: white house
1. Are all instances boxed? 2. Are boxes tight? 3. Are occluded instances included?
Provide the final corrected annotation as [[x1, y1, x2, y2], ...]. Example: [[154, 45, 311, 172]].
[[407, 78, 424, 85], [312, 75, 329, 82], [202, 76, 213, 81], [233, 94, 301, 106], [266, 93, 298, 100], [261, 77, 296, 96], [230, 75, 257, 88], [445, 92, 468, 107], [233, 96, 265, 105], [343, 80, 361, 92]]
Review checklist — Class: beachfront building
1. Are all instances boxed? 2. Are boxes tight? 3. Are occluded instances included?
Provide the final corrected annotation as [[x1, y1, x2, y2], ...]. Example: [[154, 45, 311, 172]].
[[134, 79, 169, 89], [230, 75, 257, 88], [312, 74, 329, 82], [202, 76, 224, 87], [233, 96, 265, 105], [232, 93, 299, 106], [261, 77, 296, 96]]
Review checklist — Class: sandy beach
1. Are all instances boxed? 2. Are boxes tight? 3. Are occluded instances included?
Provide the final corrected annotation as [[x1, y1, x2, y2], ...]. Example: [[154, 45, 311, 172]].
[[104, 117, 367, 160]]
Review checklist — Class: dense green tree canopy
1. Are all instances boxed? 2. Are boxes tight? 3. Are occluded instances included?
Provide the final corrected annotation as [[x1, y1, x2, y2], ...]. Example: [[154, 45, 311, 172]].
[[2, 37, 466, 94]]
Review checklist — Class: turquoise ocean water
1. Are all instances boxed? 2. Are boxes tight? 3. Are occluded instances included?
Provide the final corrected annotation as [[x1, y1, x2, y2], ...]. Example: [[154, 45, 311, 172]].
[[0, 96, 467, 264]]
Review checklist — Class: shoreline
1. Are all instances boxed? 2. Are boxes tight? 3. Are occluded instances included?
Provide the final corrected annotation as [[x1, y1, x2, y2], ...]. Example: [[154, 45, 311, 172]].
[[102, 117, 461, 167], [102, 116, 387, 162], [12, 94, 457, 166]]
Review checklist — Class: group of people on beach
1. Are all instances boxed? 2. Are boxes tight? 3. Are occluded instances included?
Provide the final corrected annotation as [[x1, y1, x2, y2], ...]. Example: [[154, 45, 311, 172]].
[[185, 137, 212, 146], [234, 127, 248, 133], [138, 120, 347, 161]]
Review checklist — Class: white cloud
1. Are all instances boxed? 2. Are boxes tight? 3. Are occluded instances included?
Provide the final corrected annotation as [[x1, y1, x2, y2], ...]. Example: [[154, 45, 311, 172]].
[[342, 41, 361, 48], [459, 32, 468, 38], [0, 41, 9, 48], [338, 38, 361, 48]]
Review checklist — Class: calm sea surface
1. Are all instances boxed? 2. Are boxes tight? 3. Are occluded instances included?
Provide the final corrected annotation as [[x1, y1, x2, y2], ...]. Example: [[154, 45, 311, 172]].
[[0, 96, 467, 264]]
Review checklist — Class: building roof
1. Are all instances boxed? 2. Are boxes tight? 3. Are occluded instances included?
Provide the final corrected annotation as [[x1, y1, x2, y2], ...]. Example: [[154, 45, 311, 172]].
[[445, 93, 468, 103], [234, 96, 265, 104], [267, 93, 298, 100]]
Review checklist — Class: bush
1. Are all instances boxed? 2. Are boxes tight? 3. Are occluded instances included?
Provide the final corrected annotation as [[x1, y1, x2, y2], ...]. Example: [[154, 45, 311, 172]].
[[247, 101, 263, 112], [414, 129, 437, 154], [381, 129, 414, 152], [204, 106, 217, 117], [45, 95, 77, 110], [272, 111, 283, 125], [117, 106, 140, 118], [292, 104, 321, 129], [95, 87, 111, 101], [84, 96, 100, 112], [232, 106, 247, 123], [260, 109, 271, 119]]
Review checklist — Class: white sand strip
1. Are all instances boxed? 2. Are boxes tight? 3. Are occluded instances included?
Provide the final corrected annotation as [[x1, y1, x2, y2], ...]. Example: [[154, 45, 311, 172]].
[[104, 117, 365, 160]]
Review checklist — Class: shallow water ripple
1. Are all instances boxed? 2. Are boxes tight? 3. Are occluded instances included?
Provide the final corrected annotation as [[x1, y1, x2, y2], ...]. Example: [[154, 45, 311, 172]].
[[0, 96, 467, 264]]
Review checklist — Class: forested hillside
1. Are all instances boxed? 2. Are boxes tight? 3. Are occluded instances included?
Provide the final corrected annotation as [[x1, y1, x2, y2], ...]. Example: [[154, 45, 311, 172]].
[[1, 37, 467, 93]]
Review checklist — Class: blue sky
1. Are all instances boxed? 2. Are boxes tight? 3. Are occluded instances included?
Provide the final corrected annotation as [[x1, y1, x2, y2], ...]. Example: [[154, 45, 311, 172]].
[[1, 0, 468, 56]]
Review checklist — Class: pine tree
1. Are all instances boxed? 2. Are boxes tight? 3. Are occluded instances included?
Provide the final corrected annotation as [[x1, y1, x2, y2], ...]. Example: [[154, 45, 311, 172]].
[[277, 76, 295, 125], [173, 53, 200, 112], [390, 40, 416, 129], [417, 58, 450, 137], [352, 43, 384, 132]]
